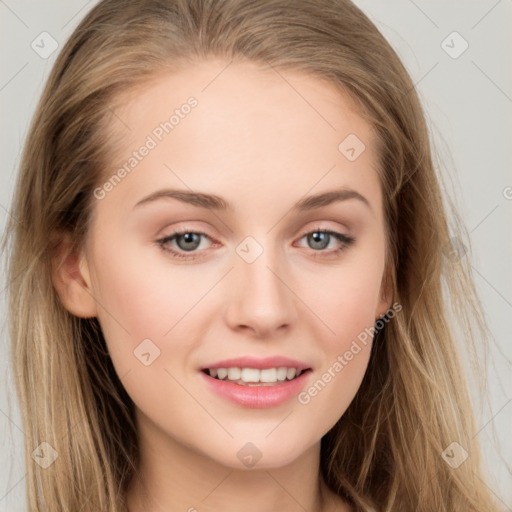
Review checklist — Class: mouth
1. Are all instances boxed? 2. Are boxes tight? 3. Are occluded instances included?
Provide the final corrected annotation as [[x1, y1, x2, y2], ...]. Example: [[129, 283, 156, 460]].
[[200, 367, 313, 386]]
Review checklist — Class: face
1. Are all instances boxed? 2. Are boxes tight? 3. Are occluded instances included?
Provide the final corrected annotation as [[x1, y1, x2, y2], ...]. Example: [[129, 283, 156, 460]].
[[71, 58, 391, 469]]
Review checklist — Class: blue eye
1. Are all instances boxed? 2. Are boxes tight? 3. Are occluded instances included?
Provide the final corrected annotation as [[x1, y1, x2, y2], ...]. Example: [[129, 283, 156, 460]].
[[156, 229, 212, 260], [156, 227, 355, 261], [296, 228, 356, 258]]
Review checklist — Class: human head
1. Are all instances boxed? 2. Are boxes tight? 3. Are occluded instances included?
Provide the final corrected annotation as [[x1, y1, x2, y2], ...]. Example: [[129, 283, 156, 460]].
[[3, 1, 496, 511]]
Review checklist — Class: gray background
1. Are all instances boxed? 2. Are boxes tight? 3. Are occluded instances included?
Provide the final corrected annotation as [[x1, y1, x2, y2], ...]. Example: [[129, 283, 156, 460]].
[[1, 1, 511, 510]]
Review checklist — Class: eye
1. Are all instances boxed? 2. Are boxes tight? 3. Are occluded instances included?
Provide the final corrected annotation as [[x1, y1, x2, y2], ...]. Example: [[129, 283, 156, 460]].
[[156, 229, 215, 260], [296, 227, 355, 257], [156, 226, 356, 261]]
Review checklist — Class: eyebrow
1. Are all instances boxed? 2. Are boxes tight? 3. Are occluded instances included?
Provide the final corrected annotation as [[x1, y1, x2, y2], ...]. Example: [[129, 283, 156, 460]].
[[133, 187, 372, 213]]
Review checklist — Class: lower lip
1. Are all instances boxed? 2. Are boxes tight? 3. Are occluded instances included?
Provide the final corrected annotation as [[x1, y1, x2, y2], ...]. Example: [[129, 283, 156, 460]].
[[199, 370, 312, 409]]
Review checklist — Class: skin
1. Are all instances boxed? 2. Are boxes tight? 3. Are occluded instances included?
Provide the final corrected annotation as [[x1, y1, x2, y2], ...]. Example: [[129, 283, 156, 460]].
[[52, 58, 392, 512]]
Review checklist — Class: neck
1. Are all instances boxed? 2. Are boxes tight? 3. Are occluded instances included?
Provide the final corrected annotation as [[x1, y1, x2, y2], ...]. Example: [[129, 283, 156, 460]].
[[125, 411, 348, 512]]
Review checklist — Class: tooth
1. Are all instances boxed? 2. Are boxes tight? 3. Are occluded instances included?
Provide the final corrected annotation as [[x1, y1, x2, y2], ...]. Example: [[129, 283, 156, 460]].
[[286, 368, 297, 380], [241, 368, 260, 383], [276, 367, 288, 381], [227, 367, 241, 380], [260, 368, 277, 383], [209, 366, 306, 384]]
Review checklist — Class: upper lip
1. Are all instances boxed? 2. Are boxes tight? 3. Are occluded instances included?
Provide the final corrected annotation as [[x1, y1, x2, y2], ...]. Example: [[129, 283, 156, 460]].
[[200, 356, 312, 372]]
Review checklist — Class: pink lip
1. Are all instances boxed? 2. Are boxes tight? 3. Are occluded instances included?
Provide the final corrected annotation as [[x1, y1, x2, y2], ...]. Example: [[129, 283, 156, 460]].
[[199, 369, 313, 409], [200, 356, 312, 372]]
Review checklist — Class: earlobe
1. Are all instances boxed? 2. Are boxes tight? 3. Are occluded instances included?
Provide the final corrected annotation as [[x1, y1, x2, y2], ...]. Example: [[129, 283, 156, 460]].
[[50, 233, 98, 318]]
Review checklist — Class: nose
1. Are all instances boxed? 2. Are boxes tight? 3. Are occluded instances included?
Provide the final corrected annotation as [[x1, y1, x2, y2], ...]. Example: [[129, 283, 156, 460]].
[[225, 247, 298, 338]]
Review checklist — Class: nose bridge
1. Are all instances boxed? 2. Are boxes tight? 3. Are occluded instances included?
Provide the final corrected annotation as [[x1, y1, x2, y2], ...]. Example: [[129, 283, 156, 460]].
[[241, 245, 283, 300], [226, 235, 297, 335]]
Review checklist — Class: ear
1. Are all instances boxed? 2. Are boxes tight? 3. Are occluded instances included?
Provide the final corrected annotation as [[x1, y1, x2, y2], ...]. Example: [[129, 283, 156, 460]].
[[50, 232, 98, 318], [375, 260, 394, 319]]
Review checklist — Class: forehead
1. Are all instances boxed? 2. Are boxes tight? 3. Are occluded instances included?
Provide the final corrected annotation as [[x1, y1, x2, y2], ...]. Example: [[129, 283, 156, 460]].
[[97, 58, 382, 221], [114, 58, 372, 143]]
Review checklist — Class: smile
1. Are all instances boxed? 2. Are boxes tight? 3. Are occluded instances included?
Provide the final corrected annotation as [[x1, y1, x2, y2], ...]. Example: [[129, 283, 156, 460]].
[[199, 368, 313, 408]]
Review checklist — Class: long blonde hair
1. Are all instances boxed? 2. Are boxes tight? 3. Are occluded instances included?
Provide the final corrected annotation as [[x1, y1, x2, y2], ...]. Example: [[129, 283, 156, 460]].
[[2, 0, 499, 510]]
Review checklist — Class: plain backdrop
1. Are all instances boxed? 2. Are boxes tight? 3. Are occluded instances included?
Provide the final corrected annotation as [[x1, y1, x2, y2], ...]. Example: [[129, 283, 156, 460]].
[[1, 1, 511, 511]]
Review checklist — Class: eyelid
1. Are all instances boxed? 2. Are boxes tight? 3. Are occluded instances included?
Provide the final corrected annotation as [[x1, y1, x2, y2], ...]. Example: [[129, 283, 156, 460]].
[[156, 224, 355, 260], [297, 222, 354, 242], [155, 225, 222, 262], [294, 226, 355, 251]]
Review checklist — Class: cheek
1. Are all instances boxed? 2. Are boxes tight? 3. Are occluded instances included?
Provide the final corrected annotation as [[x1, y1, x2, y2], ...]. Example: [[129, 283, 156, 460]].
[[297, 250, 384, 342], [88, 223, 384, 439], [90, 235, 213, 335], [293, 250, 383, 421], [88, 236, 228, 418], [297, 286, 375, 430], [88, 246, 208, 425], [300, 343, 372, 436]]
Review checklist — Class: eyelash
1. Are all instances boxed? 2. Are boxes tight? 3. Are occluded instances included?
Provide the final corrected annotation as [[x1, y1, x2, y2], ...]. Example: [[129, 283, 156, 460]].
[[156, 227, 356, 261]]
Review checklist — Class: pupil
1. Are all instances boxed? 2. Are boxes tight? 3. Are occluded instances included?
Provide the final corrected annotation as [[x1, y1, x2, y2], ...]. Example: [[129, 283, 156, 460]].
[[178, 233, 200, 251], [309, 232, 328, 250]]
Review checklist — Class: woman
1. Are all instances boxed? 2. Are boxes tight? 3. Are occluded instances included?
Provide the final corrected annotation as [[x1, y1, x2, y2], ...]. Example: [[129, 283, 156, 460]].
[[2, 0, 500, 510]]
